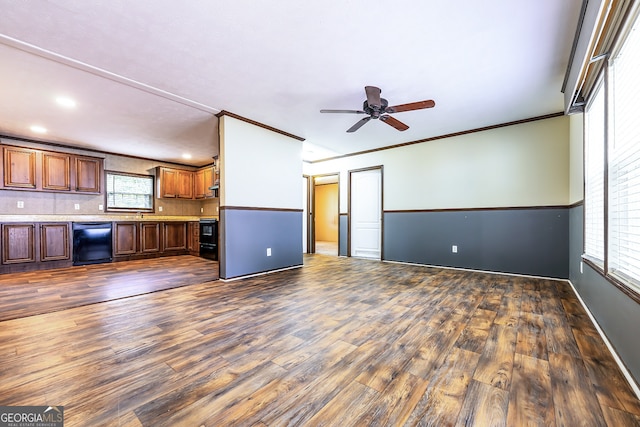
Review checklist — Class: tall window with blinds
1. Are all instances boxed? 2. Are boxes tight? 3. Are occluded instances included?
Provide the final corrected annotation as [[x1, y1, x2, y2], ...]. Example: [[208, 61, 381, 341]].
[[106, 172, 154, 212], [584, 78, 605, 264], [608, 17, 640, 292]]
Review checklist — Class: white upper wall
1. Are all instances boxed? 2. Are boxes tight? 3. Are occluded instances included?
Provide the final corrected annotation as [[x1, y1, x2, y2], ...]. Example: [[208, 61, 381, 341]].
[[220, 116, 302, 209], [304, 115, 570, 211]]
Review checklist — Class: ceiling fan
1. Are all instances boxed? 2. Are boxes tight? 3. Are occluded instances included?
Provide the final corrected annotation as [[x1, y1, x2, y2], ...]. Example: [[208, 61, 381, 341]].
[[320, 86, 435, 133]]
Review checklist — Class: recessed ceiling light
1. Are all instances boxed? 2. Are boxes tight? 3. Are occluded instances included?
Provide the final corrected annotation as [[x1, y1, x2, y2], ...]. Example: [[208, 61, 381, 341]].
[[30, 125, 47, 134], [55, 96, 76, 108], [182, 153, 192, 159]]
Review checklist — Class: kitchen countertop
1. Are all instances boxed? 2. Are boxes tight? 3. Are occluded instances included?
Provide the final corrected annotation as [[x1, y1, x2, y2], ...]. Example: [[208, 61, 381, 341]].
[[0, 215, 215, 223]]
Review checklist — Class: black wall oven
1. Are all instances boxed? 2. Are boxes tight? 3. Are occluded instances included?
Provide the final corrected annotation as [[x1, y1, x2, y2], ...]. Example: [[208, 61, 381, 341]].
[[199, 219, 218, 260]]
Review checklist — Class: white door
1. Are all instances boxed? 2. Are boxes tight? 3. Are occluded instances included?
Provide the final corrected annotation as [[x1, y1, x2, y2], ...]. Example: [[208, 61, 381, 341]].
[[350, 168, 382, 259]]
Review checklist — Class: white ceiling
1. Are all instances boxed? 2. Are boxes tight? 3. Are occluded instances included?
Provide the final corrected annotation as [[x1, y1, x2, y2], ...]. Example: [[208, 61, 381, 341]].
[[0, 1, 582, 166]]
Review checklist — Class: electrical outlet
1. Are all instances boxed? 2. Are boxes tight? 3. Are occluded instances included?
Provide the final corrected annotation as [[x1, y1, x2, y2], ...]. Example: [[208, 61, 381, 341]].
[[580, 261, 583, 274], [99, 204, 103, 211], [17, 201, 24, 208], [266, 248, 272, 256], [74, 203, 80, 210], [158, 206, 163, 212], [452, 245, 458, 253], [201, 207, 204, 213]]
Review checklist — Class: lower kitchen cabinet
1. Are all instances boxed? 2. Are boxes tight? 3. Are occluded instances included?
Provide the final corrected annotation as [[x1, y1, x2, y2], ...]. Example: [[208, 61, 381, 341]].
[[140, 222, 161, 253], [114, 222, 137, 255], [2, 223, 36, 264], [1, 222, 71, 273], [40, 223, 70, 261], [112, 221, 189, 261], [188, 221, 200, 255], [163, 222, 187, 251]]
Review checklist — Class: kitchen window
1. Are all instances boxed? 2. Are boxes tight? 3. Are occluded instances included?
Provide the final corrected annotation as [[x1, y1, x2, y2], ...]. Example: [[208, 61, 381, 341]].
[[106, 171, 154, 212]]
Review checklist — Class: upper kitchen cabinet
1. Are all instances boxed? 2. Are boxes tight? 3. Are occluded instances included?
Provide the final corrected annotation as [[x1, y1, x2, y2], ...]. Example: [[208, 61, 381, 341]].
[[157, 167, 195, 199], [3, 146, 37, 189], [1, 143, 103, 194], [42, 151, 71, 191], [195, 166, 214, 199], [74, 156, 101, 193]]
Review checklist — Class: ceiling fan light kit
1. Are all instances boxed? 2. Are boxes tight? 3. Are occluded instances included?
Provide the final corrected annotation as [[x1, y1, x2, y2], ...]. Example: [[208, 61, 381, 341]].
[[321, 86, 435, 133]]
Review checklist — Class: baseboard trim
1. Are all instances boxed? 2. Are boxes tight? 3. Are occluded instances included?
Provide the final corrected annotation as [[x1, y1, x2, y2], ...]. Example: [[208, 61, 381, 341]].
[[567, 280, 640, 399], [220, 264, 303, 282], [382, 259, 568, 282]]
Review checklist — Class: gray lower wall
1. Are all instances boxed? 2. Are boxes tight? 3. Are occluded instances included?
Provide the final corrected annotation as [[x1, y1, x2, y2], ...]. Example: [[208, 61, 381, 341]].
[[383, 207, 569, 278], [339, 214, 348, 256], [569, 204, 640, 385], [220, 209, 303, 279]]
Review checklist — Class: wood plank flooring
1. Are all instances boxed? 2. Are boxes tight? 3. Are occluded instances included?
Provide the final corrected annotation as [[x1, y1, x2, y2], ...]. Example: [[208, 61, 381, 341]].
[[0, 256, 219, 321], [0, 254, 639, 426]]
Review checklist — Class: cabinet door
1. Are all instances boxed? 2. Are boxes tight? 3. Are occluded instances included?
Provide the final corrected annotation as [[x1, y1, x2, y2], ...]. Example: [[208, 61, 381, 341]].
[[3, 147, 36, 189], [75, 156, 101, 193], [177, 170, 194, 199], [195, 167, 214, 198], [194, 169, 206, 199], [163, 222, 187, 251], [188, 222, 200, 251], [159, 168, 178, 198], [114, 222, 137, 255], [140, 222, 161, 253], [2, 223, 36, 264], [43, 152, 71, 191], [40, 223, 70, 261]]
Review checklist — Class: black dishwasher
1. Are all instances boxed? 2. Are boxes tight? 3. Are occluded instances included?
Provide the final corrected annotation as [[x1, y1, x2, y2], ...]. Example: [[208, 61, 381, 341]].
[[73, 222, 113, 266]]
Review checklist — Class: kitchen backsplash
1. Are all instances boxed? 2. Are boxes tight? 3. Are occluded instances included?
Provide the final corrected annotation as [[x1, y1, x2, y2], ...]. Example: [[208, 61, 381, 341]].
[[0, 189, 218, 217]]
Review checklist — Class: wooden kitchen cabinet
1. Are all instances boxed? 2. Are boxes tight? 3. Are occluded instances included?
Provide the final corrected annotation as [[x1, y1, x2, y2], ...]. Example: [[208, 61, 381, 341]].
[[188, 221, 200, 255], [40, 223, 70, 261], [1, 143, 102, 194], [158, 167, 194, 198], [176, 170, 194, 199], [195, 166, 214, 199], [42, 152, 71, 191], [114, 222, 137, 255], [140, 222, 161, 253], [158, 167, 178, 198], [3, 146, 36, 189], [75, 156, 101, 193], [163, 222, 187, 251], [2, 223, 36, 264]]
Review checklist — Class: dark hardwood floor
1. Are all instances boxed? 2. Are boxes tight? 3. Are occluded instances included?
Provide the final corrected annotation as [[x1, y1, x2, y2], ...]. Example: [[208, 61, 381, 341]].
[[0, 255, 639, 426], [0, 255, 219, 321]]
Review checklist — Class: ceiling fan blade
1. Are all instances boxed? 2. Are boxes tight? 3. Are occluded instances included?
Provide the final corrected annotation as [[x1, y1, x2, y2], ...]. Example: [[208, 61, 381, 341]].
[[347, 116, 371, 133], [385, 99, 435, 114], [380, 115, 409, 131], [320, 109, 366, 114], [364, 86, 382, 109]]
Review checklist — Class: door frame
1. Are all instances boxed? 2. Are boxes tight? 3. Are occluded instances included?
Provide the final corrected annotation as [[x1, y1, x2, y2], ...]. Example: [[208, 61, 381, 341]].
[[348, 165, 383, 259], [309, 172, 340, 255], [302, 175, 311, 254]]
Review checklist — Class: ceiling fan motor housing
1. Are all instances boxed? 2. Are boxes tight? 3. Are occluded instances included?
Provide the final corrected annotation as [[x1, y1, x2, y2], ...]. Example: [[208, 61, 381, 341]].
[[363, 98, 388, 119]]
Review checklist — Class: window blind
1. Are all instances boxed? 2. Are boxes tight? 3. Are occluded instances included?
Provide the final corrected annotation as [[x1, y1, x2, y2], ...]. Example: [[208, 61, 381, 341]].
[[608, 16, 640, 291], [584, 79, 606, 263]]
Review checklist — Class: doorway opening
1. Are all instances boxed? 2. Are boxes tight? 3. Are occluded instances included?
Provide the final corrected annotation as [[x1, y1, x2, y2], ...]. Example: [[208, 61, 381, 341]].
[[311, 174, 340, 256]]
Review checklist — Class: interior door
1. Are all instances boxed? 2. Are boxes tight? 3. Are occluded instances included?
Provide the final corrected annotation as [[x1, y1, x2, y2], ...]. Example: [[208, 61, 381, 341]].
[[350, 167, 382, 259]]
